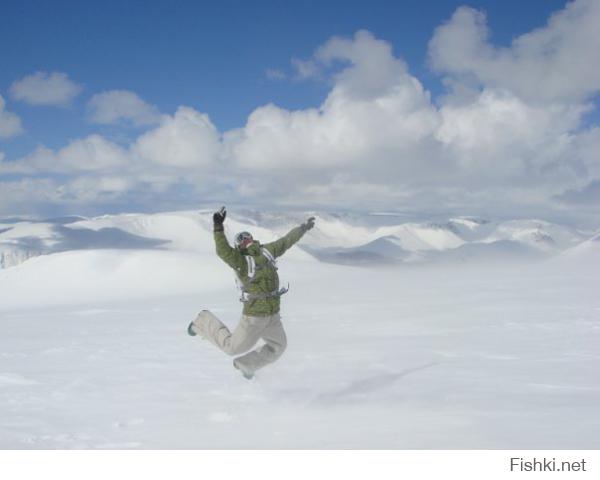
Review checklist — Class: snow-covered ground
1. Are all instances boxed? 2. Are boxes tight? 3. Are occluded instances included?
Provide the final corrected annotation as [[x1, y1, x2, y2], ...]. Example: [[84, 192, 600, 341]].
[[0, 211, 599, 448]]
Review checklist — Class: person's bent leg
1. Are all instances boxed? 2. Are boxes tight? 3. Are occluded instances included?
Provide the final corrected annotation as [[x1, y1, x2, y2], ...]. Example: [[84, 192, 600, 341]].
[[234, 313, 287, 374], [192, 311, 265, 356]]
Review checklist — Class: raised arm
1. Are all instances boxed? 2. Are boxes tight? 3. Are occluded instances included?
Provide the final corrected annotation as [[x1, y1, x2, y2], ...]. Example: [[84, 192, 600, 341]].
[[212, 207, 245, 272], [264, 217, 315, 258]]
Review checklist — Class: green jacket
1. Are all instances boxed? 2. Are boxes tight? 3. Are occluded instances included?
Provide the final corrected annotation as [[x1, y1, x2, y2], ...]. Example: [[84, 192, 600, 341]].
[[214, 224, 308, 316]]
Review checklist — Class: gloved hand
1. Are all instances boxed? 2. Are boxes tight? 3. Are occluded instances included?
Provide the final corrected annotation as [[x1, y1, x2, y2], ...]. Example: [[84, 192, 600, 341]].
[[213, 206, 226, 231], [303, 216, 316, 231]]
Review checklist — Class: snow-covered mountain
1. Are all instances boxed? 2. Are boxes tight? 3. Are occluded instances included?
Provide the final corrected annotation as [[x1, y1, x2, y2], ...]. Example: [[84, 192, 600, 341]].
[[554, 230, 600, 265], [480, 219, 584, 253], [1, 210, 599, 449], [297, 214, 588, 265], [0, 211, 316, 309], [0, 210, 593, 269]]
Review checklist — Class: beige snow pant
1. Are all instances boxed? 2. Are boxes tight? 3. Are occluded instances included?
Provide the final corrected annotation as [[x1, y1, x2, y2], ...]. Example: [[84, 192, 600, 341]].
[[191, 310, 287, 375]]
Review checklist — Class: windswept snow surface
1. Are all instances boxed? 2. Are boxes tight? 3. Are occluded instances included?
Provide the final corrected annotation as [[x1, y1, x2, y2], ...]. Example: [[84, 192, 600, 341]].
[[0, 212, 599, 449]]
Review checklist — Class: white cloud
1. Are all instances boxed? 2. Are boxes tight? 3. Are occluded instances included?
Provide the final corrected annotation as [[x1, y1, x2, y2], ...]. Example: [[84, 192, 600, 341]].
[[316, 30, 411, 100], [428, 0, 600, 103], [62, 175, 133, 202], [291, 57, 320, 80], [4, 89, 220, 205], [559, 179, 600, 205], [226, 30, 439, 178], [0, 95, 23, 139], [134, 106, 221, 168], [1, 136, 129, 175], [224, 18, 600, 213], [10, 71, 83, 106], [0, 146, 56, 175], [0, 176, 134, 214], [435, 89, 589, 180], [265, 68, 287, 81], [0, 105, 224, 214], [87, 90, 162, 126], [57, 135, 130, 172], [292, 29, 413, 97], [1, 106, 221, 175], [571, 127, 600, 179], [2, 1, 600, 218], [0, 178, 65, 214]]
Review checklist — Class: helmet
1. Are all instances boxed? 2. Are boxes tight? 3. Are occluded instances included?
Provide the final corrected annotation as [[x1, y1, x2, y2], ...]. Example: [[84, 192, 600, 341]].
[[234, 231, 254, 249]]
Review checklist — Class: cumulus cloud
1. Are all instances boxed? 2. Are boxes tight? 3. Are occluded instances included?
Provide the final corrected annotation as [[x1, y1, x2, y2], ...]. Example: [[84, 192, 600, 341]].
[[2, 0, 600, 219], [134, 106, 221, 168], [10, 71, 83, 106], [0, 178, 63, 207], [1, 136, 129, 175], [558, 179, 600, 205], [225, 13, 600, 214], [226, 30, 439, 179], [428, 0, 600, 103], [316, 30, 413, 100], [0, 95, 23, 139], [1, 106, 222, 175], [0, 176, 136, 216], [57, 135, 131, 172], [87, 90, 162, 126], [570, 127, 600, 179], [435, 89, 590, 184], [0, 105, 225, 214], [62, 175, 133, 202]]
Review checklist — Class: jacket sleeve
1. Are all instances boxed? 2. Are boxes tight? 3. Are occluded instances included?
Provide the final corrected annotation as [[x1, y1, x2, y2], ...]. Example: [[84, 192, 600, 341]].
[[263, 225, 307, 258], [214, 229, 246, 273]]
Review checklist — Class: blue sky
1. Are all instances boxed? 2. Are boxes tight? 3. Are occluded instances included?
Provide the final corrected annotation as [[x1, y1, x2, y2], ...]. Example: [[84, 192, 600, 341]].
[[1, 0, 599, 221], [0, 0, 568, 152]]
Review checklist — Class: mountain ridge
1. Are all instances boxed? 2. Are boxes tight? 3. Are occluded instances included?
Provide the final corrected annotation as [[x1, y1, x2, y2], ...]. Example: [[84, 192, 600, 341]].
[[0, 210, 594, 269]]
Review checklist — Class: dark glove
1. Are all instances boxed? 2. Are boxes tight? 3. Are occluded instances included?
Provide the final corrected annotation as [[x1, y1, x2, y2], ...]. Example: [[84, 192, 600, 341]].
[[302, 216, 315, 231], [213, 206, 226, 231]]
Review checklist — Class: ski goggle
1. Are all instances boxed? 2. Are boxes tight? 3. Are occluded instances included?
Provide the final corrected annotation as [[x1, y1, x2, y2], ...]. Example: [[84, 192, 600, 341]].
[[235, 231, 254, 249]]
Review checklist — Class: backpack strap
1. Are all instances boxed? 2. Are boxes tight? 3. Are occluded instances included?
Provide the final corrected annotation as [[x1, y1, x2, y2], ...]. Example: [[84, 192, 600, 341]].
[[261, 247, 278, 269], [245, 255, 256, 279], [235, 247, 288, 303]]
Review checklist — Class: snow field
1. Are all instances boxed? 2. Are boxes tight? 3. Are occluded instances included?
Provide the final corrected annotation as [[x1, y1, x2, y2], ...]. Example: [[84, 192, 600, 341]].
[[1, 253, 598, 448]]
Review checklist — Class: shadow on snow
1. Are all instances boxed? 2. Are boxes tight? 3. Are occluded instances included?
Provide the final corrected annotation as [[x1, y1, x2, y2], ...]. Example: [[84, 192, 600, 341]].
[[311, 361, 439, 406]]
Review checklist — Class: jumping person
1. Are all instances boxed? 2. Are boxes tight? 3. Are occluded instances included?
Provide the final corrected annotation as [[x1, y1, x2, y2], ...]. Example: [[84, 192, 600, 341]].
[[188, 207, 315, 379]]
